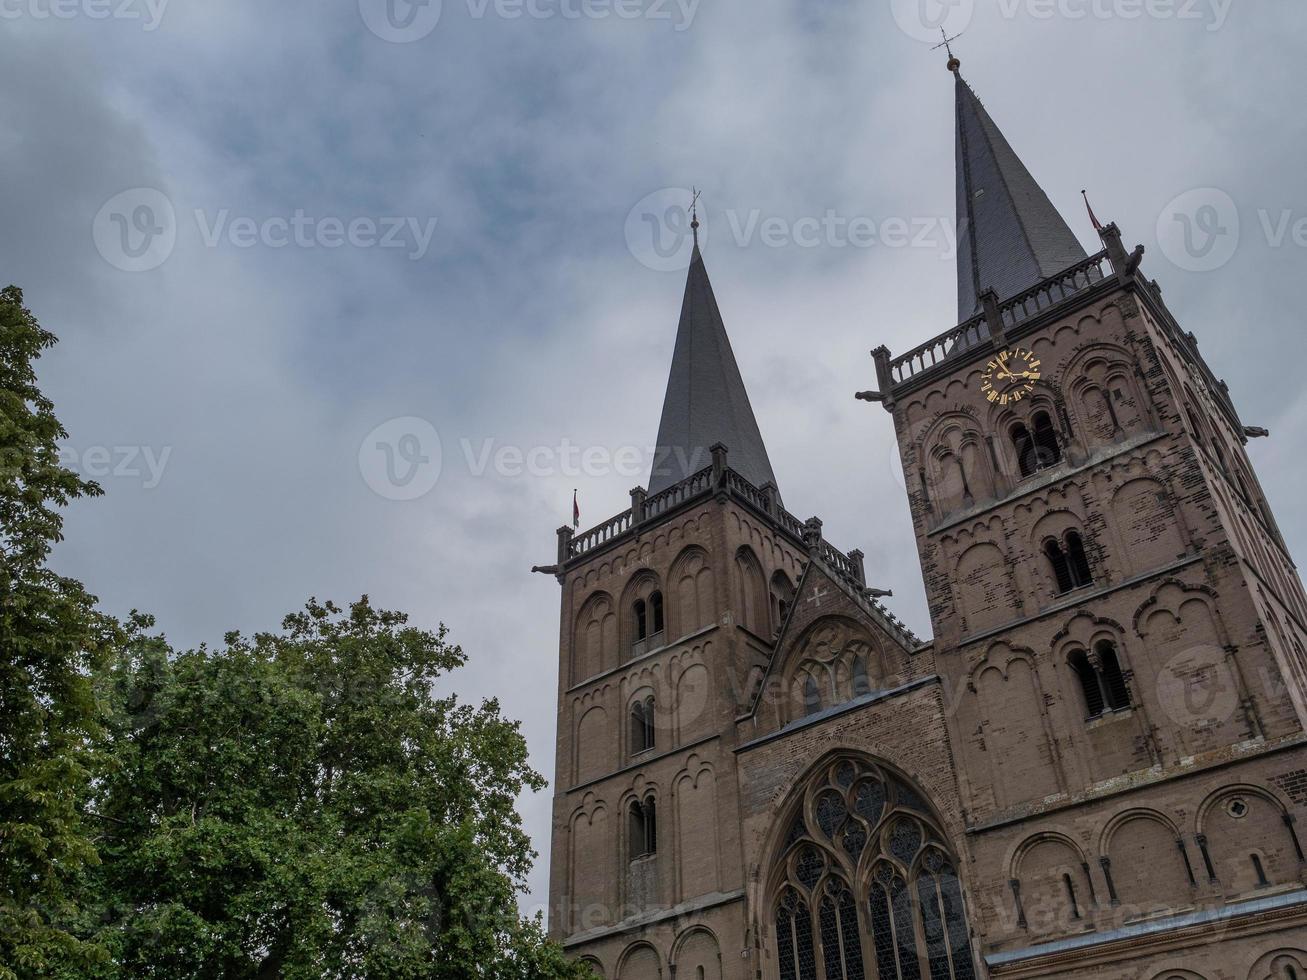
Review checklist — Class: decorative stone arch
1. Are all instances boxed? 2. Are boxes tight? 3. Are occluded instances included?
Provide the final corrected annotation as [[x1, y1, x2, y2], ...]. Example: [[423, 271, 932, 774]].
[[1008, 831, 1095, 935], [1099, 808, 1193, 914], [734, 544, 771, 638], [921, 411, 994, 514], [670, 756, 721, 903], [780, 616, 881, 722], [668, 545, 715, 639], [1248, 948, 1307, 980], [760, 750, 979, 980], [1196, 784, 1304, 896], [616, 940, 663, 980], [573, 591, 618, 685], [621, 570, 665, 659], [577, 956, 605, 979], [569, 794, 613, 933], [965, 642, 1065, 806], [670, 925, 722, 980], [1062, 341, 1155, 444], [987, 381, 1068, 481], [1146, 970, 1207, 980]]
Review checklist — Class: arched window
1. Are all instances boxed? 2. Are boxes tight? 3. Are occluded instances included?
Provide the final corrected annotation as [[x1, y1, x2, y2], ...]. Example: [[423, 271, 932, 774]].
[[771, 571, 797, 633], [803, 675, 823, 717], [1068, 649, 1104, 718], [1068, 643, 1131, 719], [630, 586, 665, 658], [1065, 532, 1093, 589], [630, 696, 655, 755], [771, 758, 978, 980], [1011, 422, 1037, 479], [1097, 641, 1130, 711], [1046, 532, 1094, 595], [1044, 539, 1074, 595], [629, 796, 657, 861], [633, 599, 647, 641], [1032, 411, 1062, 468], [852, 657, 871, 699]]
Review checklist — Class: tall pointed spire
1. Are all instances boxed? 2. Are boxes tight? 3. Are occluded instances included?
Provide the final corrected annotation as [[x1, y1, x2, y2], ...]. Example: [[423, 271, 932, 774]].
[[953, 65, 1088, 323], [647, 239, 778, 495]]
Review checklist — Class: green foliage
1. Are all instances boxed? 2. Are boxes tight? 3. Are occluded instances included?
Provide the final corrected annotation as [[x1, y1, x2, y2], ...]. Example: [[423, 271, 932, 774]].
[[81, 599, 590, 979], [0, 285, 117, 979]]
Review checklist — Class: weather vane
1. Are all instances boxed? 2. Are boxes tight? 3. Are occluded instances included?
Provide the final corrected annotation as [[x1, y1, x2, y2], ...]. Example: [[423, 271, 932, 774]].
[[932, 26, 964, 72], [690, 187, 702, 244]]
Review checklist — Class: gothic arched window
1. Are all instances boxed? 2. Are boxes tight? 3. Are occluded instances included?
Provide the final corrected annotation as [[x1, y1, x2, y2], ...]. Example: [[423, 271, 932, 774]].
[[630, 696, 655, 755], [1068, 649, 1104, 718], [1011, 422, 1037, 479], [803, 675, 823, 717], [1044, 539, 1074, 595], [770, 758, 978, 980], [1031, 411, 1062, 469], [629, 796, 657, 861], [1068, 642, 1131, 720], [1046, 532, 1094, 595], [629, 580, 665, 658], [1065, 531, 1093, 589], [1097, 641, 1131, 711]]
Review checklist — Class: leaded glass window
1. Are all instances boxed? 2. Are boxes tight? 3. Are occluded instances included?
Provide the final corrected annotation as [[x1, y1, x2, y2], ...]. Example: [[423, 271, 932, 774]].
[[770, 758, 977, 980]]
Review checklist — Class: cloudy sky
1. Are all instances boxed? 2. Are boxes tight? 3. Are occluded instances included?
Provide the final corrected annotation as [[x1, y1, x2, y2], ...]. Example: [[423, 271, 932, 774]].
[[4, 0, 1306, 911]]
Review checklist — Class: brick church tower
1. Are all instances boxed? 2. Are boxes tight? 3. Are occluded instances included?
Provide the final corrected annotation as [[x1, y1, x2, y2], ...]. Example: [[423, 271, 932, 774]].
[[546, 61, 1307, 980]]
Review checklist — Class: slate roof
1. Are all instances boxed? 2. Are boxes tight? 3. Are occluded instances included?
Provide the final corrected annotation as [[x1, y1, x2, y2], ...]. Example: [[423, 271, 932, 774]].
[[954, 73, 1089, 323], [647, 243, 778, 495]]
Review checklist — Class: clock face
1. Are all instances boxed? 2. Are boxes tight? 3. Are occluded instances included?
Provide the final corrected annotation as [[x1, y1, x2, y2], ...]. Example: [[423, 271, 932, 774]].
[[981, 348, 1042, 405]]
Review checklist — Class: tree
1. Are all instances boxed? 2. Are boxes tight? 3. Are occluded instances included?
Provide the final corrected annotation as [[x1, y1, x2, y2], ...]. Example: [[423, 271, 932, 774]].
[[83, 599, 591, 979], [0, 285, 117, 978]]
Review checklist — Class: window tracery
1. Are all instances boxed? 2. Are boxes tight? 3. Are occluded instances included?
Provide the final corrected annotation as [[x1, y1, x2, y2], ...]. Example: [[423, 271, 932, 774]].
[[770, 759, 977, 980]]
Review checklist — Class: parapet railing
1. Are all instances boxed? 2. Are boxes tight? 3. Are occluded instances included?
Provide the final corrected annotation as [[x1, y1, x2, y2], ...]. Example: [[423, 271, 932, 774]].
[[883, 249, 1112, 388], [555, 447, 922, 651]]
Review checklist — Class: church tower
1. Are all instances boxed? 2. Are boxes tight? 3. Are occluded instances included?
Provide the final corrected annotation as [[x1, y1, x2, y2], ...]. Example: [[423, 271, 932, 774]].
[[546, 58, 1307, 980], [861, 61, 1307, 974]]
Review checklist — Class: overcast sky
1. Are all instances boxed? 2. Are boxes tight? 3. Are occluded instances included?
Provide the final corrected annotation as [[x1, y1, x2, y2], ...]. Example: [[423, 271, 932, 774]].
[[4, 0, 1306, 911]]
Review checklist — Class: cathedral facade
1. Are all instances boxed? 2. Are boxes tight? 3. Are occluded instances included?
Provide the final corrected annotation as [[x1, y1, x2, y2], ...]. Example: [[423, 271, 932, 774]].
[[544, 65, 1307, 980]]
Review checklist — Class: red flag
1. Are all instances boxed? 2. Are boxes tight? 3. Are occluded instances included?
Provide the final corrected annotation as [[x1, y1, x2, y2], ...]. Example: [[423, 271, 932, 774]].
[[1082, 189, 1104, 232], [572, 490, 580, 529]]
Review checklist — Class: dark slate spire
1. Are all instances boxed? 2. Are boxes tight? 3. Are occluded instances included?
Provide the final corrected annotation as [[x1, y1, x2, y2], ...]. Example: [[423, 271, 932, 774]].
[[647, 240, 778, 495], [954, 68, 1088, 323]]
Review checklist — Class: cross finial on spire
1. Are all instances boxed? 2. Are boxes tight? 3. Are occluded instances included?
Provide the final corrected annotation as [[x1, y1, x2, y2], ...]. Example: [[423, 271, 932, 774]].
[[932, 26, 963, 72], [690, 187, 702, 248]]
